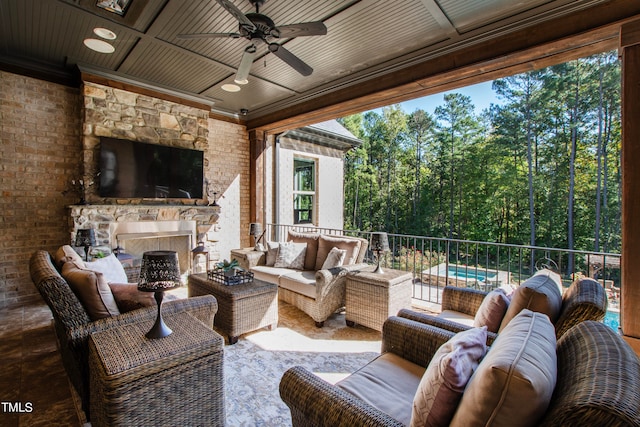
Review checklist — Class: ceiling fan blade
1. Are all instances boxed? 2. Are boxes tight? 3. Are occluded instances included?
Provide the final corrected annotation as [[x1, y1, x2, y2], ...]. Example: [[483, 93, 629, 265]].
[[272, 22, 327, 38], [268, 43, 313, 76], [215, 0, 256, 31], [234, 44, 257, 84], [177, 32, 241, 39]]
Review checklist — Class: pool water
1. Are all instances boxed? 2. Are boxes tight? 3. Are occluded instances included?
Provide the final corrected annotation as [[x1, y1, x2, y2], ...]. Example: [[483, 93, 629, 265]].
[[603, 311, 620, 331], [447, 266, 497, 283]]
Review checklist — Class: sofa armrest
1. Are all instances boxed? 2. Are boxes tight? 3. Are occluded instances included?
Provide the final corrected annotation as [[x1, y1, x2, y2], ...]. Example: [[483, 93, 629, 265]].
[[441, 286, 488, 316], [381, 316, 456, 367], [315, 263, 368, 300], [397, 309, 497, 346], [280, 366, 404, 427]]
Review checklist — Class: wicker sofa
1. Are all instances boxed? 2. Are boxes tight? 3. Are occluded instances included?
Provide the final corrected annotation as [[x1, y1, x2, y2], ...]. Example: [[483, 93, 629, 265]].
[[251, 232, 369, 327], [280, 315, 640, 426], [29, 249, 220, 419], [400, 270, 608, 343]]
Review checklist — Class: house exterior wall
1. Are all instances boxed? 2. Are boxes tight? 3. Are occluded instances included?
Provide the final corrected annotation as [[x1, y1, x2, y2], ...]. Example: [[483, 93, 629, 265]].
[[0, 70, 250, 307], [271, 137, 345, 232]]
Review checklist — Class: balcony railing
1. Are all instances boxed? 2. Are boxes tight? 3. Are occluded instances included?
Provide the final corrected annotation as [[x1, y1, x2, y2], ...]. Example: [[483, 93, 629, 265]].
[[266, 224, 620, 309]]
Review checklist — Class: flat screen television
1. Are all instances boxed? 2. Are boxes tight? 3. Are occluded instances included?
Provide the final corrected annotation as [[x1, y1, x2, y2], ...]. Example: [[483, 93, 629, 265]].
[[99, 137, 204, 199]]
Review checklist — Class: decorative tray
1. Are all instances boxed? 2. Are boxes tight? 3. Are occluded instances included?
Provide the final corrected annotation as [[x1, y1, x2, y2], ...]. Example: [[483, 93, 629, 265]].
[[207, 269, 254, 285]]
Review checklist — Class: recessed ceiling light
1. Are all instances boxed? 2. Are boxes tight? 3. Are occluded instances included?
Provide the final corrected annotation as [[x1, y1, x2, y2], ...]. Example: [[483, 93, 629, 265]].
[[83, 38, 115, 54], [221, 83, 241, 92], [93, 27, 117, 40]]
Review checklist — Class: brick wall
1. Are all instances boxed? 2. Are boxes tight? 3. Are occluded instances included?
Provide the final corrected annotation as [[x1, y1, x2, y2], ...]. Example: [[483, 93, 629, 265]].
[[0, 71, 82, 306], [0, 72, 251, 307]]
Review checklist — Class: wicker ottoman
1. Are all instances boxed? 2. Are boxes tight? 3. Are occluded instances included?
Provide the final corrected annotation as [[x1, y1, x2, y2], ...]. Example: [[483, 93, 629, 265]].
[[88, 312, 225, 427], [188, 273, 278, 344], [345, 268, 413, 331]]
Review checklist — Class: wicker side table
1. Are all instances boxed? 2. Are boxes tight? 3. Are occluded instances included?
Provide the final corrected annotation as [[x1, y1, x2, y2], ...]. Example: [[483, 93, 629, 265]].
[[345, 268, 413, 331], [230, 248, 266, 270], [188, 273, 278, 344], [88, 312, 225, 427]]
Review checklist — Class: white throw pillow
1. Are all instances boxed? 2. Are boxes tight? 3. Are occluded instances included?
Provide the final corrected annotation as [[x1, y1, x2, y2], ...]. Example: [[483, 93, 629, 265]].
[[274, 241, 307, 270], [84, 253, 128, 284], [321, 247, 347, 270]]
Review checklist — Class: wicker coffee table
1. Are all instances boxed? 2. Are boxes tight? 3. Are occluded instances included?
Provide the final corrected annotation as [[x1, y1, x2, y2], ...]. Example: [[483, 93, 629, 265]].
[[345, 267, 413, 331], [88, 312, 225, 427], [188, 273, 278, 344]]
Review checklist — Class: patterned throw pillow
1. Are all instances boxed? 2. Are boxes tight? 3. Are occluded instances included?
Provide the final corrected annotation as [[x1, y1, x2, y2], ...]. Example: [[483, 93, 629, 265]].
[[411, 327, 488, 427], [473, 288, 510, 333], [274, 241, 307, 270], [321, 247, 347, 270]]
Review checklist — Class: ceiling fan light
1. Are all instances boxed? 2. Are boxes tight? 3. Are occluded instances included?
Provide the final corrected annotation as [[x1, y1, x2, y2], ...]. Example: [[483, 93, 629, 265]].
[[234, 44, 257, 85]]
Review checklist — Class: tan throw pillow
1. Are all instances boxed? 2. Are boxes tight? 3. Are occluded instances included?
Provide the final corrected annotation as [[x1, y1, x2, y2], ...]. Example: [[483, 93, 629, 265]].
[[411, 327, 488, 427], [315, 235, 362, 270], [499, 268, 563, 331], [320, 247, 347, 270], [473, 288, 510, 333], [274, 241, 307, 269], [288, 231, 320, 270], [84, 253, 128, 283], [54, 245, 85, 269], [266, 241, 280, 266], [450, 309, 557, 427], [61, 262, 120, 320]]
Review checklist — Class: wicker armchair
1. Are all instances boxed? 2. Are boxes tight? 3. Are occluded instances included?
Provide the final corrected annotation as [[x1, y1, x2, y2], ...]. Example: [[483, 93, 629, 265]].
[[29, 250, 219, 419], [399, 276, 608, 340], [280, 317, 640, 426]]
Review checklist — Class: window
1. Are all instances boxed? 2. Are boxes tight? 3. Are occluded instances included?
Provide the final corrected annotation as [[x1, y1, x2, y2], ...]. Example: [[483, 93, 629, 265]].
[[293, 158, 316, 224]]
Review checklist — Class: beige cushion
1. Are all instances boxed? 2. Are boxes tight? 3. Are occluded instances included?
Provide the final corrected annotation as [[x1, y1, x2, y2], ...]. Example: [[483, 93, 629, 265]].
[[108, 283, 155, 312], [321, 247, 347, 270], [437, 310, 475, 327], [54, 245, 85, 269], [315, 235, 361, 270], [288, 231, 320, 270], [473, 288, 510, 333], [274, 241, 307, 269], [499, 269, 562, 331], [84, 253, 128, 283], [265, 241, 279, 266], [411, 327, 488, 427], [61, 262, 120, 320], [451, 309, 557, 427], [337, 352, 425, 425]]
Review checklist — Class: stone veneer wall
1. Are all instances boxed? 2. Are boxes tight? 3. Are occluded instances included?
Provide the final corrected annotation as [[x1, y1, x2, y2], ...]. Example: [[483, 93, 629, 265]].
[[0, 72, 251, 307]]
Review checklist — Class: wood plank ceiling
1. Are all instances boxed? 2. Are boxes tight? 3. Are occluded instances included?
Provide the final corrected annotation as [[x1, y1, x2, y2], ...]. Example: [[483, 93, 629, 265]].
[[1, 0, 639, 133]]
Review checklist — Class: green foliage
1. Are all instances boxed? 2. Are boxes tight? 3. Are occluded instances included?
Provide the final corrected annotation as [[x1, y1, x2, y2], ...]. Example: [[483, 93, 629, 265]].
[[342, 50, 621, 253]]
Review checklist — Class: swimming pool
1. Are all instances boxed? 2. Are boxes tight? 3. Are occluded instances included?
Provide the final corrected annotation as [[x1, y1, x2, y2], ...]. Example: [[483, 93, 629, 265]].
[[603, 310, 620, 332], [446, 266, 497, 283]]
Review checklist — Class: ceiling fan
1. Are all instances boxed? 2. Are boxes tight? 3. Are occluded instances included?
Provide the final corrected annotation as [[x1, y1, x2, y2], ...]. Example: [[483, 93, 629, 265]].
[[177, 0, 327, 83]]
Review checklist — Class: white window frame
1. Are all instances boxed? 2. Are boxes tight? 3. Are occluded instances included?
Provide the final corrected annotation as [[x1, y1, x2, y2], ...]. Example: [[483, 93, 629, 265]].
[[293, 157, 317, 225]]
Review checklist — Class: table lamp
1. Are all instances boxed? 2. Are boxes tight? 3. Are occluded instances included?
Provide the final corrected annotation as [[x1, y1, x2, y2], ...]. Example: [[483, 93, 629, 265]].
[[249, 222, 265, 251], [75, 228, 96, 261], [370, 232, 390, 274], [138, 251, 182, 339]]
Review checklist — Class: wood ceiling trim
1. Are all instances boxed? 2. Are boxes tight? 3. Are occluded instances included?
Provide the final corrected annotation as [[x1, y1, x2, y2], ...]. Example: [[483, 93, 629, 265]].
[[246, 0, 640, 134]]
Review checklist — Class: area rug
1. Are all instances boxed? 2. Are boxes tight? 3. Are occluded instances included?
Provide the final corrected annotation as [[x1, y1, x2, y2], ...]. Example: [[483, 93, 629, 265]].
[[221, 301, 382, 426]]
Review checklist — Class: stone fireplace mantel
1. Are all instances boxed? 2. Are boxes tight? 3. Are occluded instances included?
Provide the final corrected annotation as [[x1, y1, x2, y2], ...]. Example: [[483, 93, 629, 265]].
[[69, 204, 221, 248]]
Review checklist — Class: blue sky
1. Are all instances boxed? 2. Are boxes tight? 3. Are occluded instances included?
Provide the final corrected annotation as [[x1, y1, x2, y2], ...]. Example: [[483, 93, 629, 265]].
[[370, 80, 504, 116]]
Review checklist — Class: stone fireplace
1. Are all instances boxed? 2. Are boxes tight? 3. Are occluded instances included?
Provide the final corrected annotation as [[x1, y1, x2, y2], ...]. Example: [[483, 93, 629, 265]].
[[69, 204, 220, 274]]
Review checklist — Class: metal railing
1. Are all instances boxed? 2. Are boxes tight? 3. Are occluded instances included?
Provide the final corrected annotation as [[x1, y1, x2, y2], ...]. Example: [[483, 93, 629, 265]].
[[266, 224, 621, 307]]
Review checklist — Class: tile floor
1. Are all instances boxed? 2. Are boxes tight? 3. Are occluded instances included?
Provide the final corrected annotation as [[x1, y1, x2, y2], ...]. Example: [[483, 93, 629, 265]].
[[0, 296, 84, 427]]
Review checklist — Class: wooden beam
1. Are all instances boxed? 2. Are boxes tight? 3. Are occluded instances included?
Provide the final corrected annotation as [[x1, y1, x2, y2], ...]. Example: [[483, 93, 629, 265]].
[[249, 130, 266, 226], [621, 31, 640, 339], [247, 0, 640, 134]]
